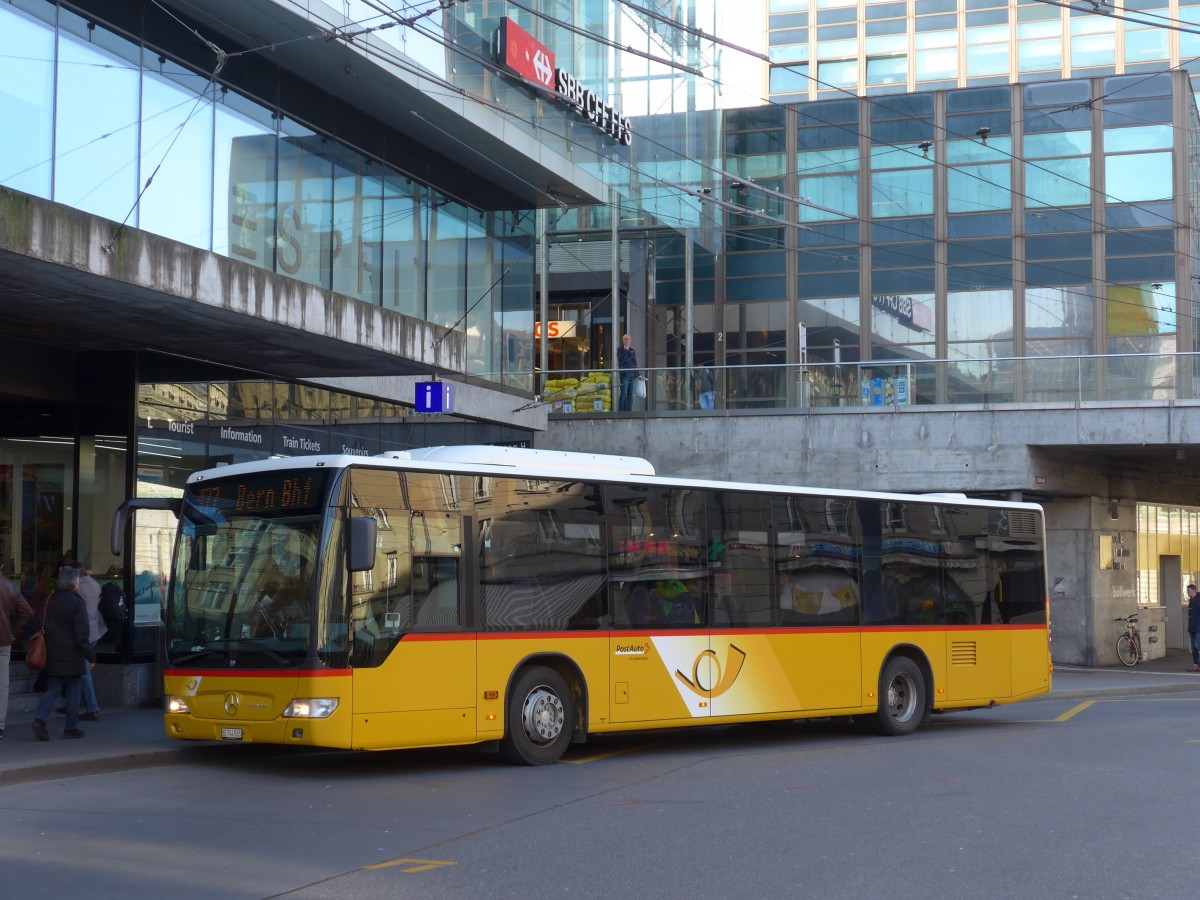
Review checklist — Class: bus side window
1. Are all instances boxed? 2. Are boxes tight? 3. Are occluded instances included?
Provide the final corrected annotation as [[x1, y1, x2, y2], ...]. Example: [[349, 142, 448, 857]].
[[414, 557, 459, 627]]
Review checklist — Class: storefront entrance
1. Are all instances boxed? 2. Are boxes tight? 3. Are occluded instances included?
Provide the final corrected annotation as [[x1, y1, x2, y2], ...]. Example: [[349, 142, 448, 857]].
[[1137, 504, 1200, 652]]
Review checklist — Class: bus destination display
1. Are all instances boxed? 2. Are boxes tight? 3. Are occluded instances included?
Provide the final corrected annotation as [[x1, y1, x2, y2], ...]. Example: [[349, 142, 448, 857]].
[[191, 471, 325, 515]]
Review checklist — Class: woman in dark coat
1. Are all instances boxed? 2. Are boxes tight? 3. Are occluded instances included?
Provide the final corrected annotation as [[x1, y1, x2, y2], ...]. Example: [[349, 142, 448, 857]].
[[31, 565, 96, 740]]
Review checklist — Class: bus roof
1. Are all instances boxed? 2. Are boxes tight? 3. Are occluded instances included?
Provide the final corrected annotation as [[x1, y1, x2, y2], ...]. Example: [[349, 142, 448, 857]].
[[184, 446, 1043, 513], [379, 445, 656, 477]]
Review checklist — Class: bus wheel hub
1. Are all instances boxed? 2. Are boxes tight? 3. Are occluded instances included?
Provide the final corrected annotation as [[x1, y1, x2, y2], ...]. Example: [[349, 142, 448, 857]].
[[522, 688, 564, 743]]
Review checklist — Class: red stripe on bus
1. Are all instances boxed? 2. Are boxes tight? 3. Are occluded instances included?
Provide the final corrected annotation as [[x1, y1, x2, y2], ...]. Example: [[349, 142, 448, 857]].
[[428, 625, 1049, 640], [163, 668, 351, 678]]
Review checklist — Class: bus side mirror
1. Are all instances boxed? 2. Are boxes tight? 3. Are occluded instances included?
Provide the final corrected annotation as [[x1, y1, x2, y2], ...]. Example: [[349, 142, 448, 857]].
[[111, 498, 182, 556], [348, 516, 378, 573]]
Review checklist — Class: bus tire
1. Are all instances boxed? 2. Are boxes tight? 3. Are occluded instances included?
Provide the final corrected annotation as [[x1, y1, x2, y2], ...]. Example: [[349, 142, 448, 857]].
[[868, 656, 925, 736], [500, 666, 574, 765]]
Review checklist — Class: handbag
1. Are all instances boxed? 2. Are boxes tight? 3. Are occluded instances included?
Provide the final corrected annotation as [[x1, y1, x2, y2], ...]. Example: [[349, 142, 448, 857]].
[[25, 629, 47, 670], [25, 598, 49, 671], [634, 376, 647, 399]]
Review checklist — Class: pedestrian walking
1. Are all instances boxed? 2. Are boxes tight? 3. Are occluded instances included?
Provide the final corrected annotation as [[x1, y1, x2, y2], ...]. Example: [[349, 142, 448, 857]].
[[31, 565, 96, 740], [0, 562, 34, 741], [73, 561, 106, 720], [1187, 583, 1200, 672]]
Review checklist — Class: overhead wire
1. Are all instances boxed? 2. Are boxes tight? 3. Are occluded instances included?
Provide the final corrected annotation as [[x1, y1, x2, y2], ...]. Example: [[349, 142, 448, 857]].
[[1030, 0, 1200, 38]]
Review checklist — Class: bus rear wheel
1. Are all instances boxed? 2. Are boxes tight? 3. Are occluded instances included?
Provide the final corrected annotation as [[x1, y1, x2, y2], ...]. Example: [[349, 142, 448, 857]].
[[869, 656, 926, 736], [500, 666, 574, 765]]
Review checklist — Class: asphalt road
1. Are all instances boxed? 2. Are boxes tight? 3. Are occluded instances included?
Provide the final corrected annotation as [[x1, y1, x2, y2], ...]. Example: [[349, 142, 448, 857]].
[[2, 691, 1198, 900]]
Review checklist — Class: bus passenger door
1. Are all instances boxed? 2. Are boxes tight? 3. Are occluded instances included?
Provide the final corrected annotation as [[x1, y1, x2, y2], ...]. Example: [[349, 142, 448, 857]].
[[353, 550, 476, 747], [346, 470, 476, 749]]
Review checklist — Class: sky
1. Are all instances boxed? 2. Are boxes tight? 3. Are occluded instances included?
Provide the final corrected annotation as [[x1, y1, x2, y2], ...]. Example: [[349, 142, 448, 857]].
[[714, 2, 769, 110]]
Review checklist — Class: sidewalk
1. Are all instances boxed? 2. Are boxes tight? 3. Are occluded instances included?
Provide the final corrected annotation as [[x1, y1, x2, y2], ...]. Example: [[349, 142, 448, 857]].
[[3, 652, 1199, 786], [0, 705, 189, 787], [1047, 647, 1200, 700]]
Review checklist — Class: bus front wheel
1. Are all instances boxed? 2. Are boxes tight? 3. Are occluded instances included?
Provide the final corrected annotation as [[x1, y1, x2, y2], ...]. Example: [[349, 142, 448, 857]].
[[869, 656, 926, 736], [500, 666, 574, 765]]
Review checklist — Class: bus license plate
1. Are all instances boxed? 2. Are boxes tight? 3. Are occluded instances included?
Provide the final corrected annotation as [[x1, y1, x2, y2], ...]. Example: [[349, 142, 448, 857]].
[[220, 727, 243, 741]]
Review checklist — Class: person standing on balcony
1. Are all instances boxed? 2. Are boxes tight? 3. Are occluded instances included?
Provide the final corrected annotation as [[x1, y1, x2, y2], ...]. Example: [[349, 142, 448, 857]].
[[618, 333, 638, 412], [697, 363, 715, 410]]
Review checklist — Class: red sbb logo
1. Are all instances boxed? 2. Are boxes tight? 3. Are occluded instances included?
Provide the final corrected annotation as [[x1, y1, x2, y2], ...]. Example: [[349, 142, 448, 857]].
[[500, 18, 555, 89]]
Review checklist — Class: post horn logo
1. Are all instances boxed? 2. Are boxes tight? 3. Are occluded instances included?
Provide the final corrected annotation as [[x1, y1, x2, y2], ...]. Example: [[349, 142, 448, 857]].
[[674, 644, 747, 699]]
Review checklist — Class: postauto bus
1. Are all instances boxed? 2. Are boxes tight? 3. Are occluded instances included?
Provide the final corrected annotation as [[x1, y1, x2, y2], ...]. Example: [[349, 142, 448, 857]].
[[114, 446, 1051, 764]]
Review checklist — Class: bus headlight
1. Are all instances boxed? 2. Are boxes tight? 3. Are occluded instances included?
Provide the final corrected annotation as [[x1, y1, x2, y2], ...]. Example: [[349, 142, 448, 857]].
[[282, 698, 339, 719], [166, 696, 190, 715]]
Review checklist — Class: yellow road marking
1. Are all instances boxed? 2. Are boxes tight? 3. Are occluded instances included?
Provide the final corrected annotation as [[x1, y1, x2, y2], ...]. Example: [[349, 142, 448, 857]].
[[1007, 696, 1200, 723], [365, 858, 456, 874], [1053, 701, 1095, 722], [560, 742, 659, 764]]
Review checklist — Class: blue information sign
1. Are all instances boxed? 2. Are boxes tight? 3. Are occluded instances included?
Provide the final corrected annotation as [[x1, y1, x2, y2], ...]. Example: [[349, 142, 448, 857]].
[[415, 381, 455, 414]]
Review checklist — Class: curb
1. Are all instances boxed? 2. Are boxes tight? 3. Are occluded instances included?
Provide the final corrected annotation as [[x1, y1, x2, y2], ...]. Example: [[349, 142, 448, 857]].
[[0, 747, 193, 788], [1041, 683, 1200, 702]]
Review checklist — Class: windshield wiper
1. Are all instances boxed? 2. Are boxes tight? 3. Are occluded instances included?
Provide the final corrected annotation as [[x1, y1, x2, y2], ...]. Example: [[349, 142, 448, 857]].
[[170, 648, 230, 666], [171, 640, 295, 666], [231, 638, 293, 665]]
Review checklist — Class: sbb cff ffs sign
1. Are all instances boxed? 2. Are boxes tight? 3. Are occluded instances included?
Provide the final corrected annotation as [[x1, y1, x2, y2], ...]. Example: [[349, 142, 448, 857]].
[[497, 18, 632, 147], [415, 382, 455, 414]]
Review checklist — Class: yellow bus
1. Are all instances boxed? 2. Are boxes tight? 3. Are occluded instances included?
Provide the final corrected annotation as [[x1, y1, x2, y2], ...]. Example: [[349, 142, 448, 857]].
[[121, 445, 1051, 765]]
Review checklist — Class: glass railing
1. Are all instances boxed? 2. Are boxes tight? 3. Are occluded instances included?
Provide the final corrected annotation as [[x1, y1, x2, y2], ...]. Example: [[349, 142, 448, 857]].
[[532, 352, 1200, 415]]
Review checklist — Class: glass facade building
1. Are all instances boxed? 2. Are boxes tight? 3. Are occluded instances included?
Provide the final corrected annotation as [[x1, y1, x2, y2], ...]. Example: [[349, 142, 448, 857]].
[[580, 72, 1199, 408], [0, 0, 542, 385], [0, 0, 724, 386], [768, 0, 1200, 102]]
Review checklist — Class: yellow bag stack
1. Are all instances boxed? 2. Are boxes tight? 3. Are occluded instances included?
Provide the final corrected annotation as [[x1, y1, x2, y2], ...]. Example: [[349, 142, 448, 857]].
[[542, 374, 613, 412], [576, 372, 611, 413], [542, 377, 581, 412]]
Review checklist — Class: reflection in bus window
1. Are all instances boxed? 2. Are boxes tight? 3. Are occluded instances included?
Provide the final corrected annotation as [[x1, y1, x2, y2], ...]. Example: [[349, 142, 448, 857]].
[[479, 478, 606, 630], [708, 492, 773, 626], [607, 484, 707, 628], [775, 496, 861, 626], [168, 470, 323, 669], [346, 469, 463, 668]]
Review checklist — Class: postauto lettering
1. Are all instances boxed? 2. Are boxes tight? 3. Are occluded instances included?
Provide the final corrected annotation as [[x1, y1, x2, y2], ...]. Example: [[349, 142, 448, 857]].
[[554, 69, 633, 146]]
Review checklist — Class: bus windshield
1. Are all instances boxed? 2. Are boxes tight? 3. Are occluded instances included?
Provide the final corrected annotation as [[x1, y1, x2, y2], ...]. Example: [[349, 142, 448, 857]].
[[167, 470, 327, 669]]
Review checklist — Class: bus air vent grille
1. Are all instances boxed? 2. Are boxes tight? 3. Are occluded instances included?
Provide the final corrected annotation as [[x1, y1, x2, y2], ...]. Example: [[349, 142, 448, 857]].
[[1008, 511, 1038, 537], [950, 641, 978, 666]]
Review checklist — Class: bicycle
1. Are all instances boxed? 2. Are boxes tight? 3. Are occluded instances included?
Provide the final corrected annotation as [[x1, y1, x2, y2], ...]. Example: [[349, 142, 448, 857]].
[[1114, 613, 1142, 667]]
